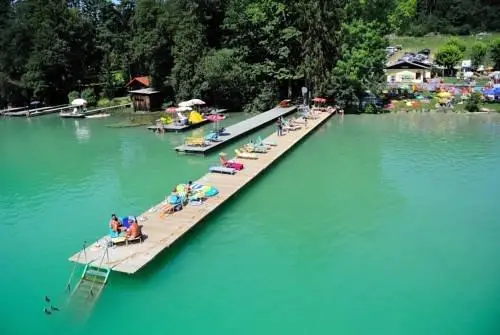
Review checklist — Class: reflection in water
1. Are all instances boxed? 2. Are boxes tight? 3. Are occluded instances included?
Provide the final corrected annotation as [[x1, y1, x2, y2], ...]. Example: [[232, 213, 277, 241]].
[[74, 120, 90, 142]]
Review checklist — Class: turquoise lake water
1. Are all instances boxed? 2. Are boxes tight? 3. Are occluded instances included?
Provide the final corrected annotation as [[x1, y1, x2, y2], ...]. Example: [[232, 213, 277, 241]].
[[1, 112, 500, 334]]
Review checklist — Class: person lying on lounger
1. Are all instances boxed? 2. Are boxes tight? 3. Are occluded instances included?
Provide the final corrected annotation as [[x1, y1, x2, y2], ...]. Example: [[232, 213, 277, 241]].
[[126, 219, 141, 239]]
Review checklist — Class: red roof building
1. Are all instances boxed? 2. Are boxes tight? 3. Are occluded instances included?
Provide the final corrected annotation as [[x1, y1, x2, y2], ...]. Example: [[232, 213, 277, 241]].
[[125, 76, 150, 91]]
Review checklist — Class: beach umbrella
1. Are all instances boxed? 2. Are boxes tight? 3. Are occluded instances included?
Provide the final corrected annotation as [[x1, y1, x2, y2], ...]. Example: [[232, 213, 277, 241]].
[[178, 100, 195, 107], [176, 106, 192, 112], [71, 98, 87, 106], [189, 98, 206, 105], [165, 107, 177, 113]]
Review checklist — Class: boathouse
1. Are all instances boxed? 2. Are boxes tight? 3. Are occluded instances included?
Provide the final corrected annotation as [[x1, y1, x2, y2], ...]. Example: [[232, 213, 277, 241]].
[[129, 88, 162, 112], [125, 76, 150, 91]]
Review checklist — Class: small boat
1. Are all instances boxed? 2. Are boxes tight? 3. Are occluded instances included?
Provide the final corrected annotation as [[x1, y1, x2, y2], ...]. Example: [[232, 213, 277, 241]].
[[60, 111, 86, 118]]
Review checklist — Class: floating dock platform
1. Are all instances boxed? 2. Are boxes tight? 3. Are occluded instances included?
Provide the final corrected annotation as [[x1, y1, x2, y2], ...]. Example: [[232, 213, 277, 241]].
[[69, 110, 333, 274], [175, 106, 297, 154], [148, 119, 210, 132], [147, 109, 228, 133]]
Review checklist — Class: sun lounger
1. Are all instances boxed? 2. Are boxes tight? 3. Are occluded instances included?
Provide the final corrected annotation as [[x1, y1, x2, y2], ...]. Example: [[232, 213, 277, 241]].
[[210, 166, 236, 175], [235, 149, 257, 159], [282, 120, 301, 131], [184, 136, 209, 146], [205, 132, 221, 142], [244, 143, 268, 153], [111, 234, 143, 246], [257, 136, 276, 146], [220, 157, 244, 170]]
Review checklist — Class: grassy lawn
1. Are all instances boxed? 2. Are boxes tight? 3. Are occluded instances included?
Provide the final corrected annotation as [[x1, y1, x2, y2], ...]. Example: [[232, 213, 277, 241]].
[[388, 33, 500, 64], [440, 77, 490, 86]]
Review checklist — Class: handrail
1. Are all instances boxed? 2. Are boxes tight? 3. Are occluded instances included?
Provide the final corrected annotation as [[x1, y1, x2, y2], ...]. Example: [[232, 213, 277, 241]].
[[65, 241, 87, 292], [88, 244, 110, 297]]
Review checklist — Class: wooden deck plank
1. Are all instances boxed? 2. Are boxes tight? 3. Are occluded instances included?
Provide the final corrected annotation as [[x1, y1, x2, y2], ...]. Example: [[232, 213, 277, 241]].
[[68, 110, 333, 274]]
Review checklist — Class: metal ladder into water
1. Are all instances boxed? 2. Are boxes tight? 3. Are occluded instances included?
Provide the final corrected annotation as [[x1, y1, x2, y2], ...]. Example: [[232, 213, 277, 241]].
[[66, 242, 111, 316]]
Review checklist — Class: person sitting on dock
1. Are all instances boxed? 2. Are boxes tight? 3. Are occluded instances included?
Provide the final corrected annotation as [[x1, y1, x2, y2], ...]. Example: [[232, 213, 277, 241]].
[[126, 219, 142, 239], [186, 181, 193, 196], [109, 214, 125, 237]]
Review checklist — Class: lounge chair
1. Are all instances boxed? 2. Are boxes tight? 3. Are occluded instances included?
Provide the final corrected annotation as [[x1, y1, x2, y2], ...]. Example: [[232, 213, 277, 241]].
[[282, 120, 301, 131], [219, 156, 244, 170], [111, 234, 143, 246], [256, 136, 276, 147], [244, 143, 268, 153], [209, 166, 236, 175], [235, 149, 258, 159], [205, 132, 220, 142], [184, 136, 209, 147]]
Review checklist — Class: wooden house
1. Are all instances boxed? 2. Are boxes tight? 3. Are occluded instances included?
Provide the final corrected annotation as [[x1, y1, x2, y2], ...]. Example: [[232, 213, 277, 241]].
[[129, 88, 162, 112], [125, 76, 150, 91], [386, 60, 432, 84]]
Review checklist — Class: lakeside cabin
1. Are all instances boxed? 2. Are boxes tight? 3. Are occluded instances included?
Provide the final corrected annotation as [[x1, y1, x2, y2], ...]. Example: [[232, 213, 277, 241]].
[[125, 76, 150, 91], [386, 60, 432, 85], [129, 88, 162, 112]]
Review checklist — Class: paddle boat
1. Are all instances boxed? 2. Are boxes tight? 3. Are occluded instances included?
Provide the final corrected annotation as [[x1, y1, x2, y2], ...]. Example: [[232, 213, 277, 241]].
[[60, 107, 86, 119]]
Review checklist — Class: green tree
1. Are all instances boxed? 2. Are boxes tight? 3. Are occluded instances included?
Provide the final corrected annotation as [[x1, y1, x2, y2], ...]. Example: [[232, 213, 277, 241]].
[[445, 37, 467, 54], [470, 42, 487, 69], [200, 48, 250, 109], [81, 87, 97, 106], [435, 44, 463, 76], [465, 92, 482, 113], [68, 90, 80, 102], [169, 1, 206, 101], [330, 20, 387, 108], [388, 0, 417, 34], [295, 0, 345, 96], [490, 39, 500, 70]]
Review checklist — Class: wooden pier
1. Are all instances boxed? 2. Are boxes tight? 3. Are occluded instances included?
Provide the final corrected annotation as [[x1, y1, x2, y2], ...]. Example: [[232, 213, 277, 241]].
[[175, 106, 297, 154], [0, 106, 27, 115], [69, 109, 333, 274], [3, 104, 68, 117]]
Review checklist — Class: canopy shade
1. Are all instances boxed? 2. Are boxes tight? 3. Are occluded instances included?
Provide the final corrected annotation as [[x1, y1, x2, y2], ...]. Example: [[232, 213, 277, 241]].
[[71, 98, 87, 106], [189, 98, 205, 105], [178, 100, 194, 107]]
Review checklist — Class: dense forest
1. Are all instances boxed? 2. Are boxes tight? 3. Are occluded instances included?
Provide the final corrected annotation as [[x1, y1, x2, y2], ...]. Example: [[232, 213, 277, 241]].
[[0, 0, 498, 112]]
